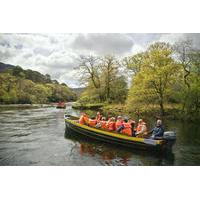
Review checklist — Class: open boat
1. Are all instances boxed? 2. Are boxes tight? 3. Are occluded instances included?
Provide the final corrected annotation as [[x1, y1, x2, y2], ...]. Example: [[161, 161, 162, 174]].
[[56, 102, 66, 109], [64, 115, 176, 151]]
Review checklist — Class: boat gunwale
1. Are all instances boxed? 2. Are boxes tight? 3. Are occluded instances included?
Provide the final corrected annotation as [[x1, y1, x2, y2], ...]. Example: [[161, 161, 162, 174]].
[[65, 117, 164, 146]]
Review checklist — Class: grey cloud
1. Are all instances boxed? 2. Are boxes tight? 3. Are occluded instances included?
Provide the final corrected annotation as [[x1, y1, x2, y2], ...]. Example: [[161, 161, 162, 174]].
[[1, 33, 200, 88], [128, 33, 162, 45], [71, 33, 134, 55], [47, 61, 75, 70], [182, 33, 200, 49], [0, 50, 13, 61], [33, 47, 53, 56]]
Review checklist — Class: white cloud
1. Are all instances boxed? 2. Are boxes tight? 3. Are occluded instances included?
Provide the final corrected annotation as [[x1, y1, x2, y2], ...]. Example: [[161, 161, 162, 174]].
[[1, 33, 200, 87]]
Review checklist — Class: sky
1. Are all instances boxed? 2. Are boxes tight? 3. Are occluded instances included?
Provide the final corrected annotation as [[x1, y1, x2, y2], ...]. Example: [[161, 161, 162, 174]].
[[0, 33, 200, 88]]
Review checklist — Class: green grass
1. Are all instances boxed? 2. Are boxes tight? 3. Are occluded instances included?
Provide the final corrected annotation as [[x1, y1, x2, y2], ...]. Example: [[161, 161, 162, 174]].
[[72, 102, 104, 110]]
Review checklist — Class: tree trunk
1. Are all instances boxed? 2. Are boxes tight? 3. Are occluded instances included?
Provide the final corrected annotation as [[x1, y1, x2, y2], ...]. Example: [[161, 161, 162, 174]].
[[159, 100, 165, 116]]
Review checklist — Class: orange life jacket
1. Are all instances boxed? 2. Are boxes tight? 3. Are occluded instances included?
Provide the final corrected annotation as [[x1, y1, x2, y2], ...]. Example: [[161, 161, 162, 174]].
[[122, 122, 132, 136], [107, 122, 116, 131], [79, 114, 89, 125], [115, 120, 123, 130], [100, 121, 107, 129], [96, 114, 102, 122], [136, 123, 143, 132], [89, 119, 97, 127], [136, 122, 147, 134]]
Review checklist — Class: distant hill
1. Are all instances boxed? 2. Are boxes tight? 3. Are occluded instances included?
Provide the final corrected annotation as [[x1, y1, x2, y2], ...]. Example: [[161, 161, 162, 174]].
[[70, 87, 85, 97], [0, 62, 77, 104], [0, 62, 54, 84], [0, 62, 14, 72]]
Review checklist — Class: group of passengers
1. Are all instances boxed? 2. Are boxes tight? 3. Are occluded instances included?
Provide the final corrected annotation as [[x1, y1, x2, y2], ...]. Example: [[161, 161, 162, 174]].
[[79, 112, 165, 139]]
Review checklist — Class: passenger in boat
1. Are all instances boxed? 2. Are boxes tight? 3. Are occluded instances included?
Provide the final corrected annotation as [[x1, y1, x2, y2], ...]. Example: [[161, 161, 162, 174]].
[[107, 117, 116, 131], [79, 113, 89, 125], [121, 118, 132, 136], [88, 116, 97, 127], [115, 116, 124, 133], [128, 119, 136, 136], [96, 112, 102, 123], [95, 116, 107, 129], [149, 119, 164, 139], [135, 119, 148, 138]]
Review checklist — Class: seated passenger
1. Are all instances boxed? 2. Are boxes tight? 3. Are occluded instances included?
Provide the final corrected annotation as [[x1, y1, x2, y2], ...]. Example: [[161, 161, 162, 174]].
[[79, 113, 89, 125], [115, 116, 124, 133], [95, 116, 107, 129], [149, 119, 164, 139], [122, 118, 132, 136], [128, 119, 136, 136], [96, 112, 102, 123], [88, 116, 97, 127], [100, 117, 107, 129], [107, 117, 116, 131], [135, 119, 148, 138]]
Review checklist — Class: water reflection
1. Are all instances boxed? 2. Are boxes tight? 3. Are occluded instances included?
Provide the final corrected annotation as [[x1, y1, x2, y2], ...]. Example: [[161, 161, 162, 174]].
[[64, 130, 175, 166]]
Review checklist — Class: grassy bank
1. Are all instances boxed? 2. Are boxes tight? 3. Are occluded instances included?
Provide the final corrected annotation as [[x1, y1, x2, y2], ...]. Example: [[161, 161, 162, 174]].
[[101, 103, 183, 121], [72, 102, 104, 110]]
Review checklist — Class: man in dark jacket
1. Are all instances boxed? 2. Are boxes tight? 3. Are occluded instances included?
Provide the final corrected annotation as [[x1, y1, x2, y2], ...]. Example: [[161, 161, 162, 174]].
[[150, 119, 164, 139]]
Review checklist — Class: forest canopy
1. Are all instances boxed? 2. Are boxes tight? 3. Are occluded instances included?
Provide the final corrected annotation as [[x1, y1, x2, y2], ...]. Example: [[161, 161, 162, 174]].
[[0, 64, 77, 104], [76, 41, 200, 120]]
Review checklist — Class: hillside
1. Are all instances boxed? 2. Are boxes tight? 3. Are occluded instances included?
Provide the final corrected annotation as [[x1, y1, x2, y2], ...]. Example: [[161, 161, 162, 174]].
[[0, 62, 77, 104], [0, 62, 14, 72]]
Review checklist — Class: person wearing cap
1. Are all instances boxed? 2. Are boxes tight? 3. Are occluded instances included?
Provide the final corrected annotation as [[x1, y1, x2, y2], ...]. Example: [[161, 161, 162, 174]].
[[150, 119, 165, 139], [135, 119, 148, 138]]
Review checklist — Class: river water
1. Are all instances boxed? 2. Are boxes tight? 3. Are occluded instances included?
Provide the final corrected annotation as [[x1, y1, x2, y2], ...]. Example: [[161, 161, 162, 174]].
[[0, 103, 200, 166]]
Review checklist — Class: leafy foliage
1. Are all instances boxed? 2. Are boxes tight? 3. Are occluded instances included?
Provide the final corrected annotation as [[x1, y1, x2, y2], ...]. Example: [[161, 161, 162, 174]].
[[77, 55, 128, 104], [0, 65, 77, 104], [126, 41, 200, 120]]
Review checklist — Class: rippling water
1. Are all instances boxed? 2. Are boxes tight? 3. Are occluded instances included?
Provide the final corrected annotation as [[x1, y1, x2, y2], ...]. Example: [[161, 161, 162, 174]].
[[0, 103, 200, 166]]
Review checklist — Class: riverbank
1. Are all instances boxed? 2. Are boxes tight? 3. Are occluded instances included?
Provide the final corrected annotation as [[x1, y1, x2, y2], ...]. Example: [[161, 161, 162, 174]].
[[102, 103, 183, 120], [72, 102, 104, 110], [71, 102, 182, 120], [0, 104, 54, 111]]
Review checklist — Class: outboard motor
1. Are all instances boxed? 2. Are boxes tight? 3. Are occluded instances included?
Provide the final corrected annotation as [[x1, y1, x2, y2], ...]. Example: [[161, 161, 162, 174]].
[[163, 131, 176, 141], [64, 114, 71, 120]]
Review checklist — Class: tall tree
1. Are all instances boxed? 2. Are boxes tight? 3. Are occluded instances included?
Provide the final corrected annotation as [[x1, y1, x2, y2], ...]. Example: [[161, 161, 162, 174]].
[[174, 40, 193, 89], [127, 42, 180, 116], [77, 55, 128, 104], [100, 55, 119, 101], [77, 55, 101, 89]]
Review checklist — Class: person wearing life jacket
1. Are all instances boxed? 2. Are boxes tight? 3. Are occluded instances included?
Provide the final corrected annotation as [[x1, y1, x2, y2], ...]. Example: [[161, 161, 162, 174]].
[[115, 116, 124, 133], [79, 113, 89, 125], [96, 112, 102, 123], [129, 119, 136, 136], [100, 117, 107, 129], [88, 116, 97, 127], [135, 119, 148, 138], [95, 116, 107, 129], [106, 117, 116, 131], [121, 118, 132, 136]]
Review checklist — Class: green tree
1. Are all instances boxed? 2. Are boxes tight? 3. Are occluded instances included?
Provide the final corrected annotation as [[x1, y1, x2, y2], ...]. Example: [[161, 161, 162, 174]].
[[127, 42, 181, 116], [174, 40, 200, 119], [78, 55, 128, 104]]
